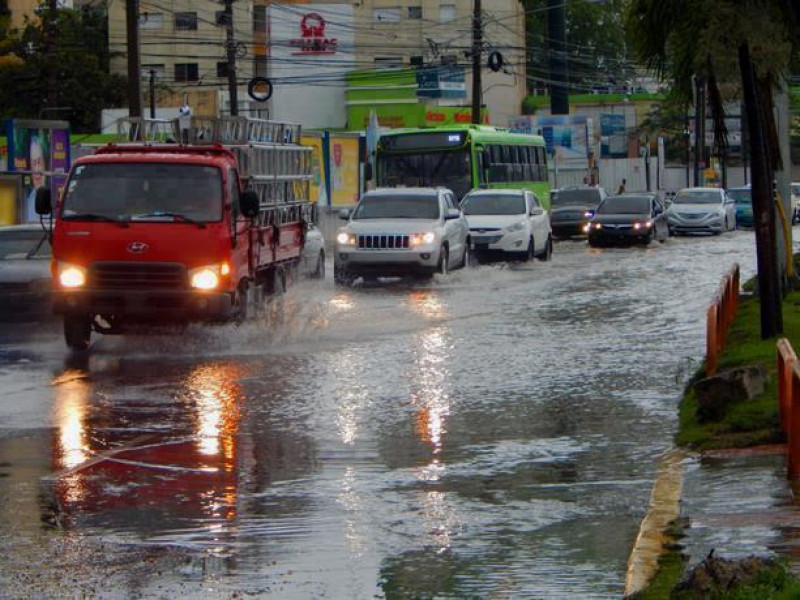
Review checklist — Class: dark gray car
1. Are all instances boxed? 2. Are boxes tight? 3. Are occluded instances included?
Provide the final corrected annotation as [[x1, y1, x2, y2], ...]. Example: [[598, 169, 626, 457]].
[[0, 225, 52, 321], [549, 186, 607, 238]]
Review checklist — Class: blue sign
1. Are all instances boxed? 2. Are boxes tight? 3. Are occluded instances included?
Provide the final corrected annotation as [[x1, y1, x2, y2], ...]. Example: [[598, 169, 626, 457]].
[[416, 66, 466, 99], [600, 113, 627, 158]]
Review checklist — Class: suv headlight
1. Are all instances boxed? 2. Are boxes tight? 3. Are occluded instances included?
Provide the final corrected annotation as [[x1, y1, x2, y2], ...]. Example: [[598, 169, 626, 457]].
[[57, 262, 87, 288], [189, 263, 229, 290], [410, 231, 436, 246], [504, 221, 526, 233], [336, 230, 356, 246]]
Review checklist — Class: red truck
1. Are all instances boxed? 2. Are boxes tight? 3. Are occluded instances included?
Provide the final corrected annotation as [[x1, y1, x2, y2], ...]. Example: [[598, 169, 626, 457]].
[[35, 117, 314, 350]]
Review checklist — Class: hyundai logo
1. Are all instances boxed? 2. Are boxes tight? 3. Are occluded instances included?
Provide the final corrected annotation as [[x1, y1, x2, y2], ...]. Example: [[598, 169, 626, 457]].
[[126, 241, 149, 254]]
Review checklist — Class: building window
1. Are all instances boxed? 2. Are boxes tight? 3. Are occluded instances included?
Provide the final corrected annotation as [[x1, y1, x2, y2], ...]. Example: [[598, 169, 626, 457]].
[[217, 62, 229, 78], [142, 64, 165, 80], [252, 6, 266, 31], [375, 57, 402, 69], [139, 12, 163, 29], [408, 6, 422, 19], [175, 63, 199, 82], [175, 12, 198, 31], [374, 8, 401, 23], [439, 4, 456, 22]]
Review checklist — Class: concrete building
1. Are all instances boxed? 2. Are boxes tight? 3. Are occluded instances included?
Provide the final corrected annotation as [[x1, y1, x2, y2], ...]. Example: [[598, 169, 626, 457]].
[[107, 0, 526, 127]]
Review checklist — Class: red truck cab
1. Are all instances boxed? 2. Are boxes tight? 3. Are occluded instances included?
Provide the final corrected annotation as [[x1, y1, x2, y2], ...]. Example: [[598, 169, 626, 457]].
[[41, 142, 306, 350]]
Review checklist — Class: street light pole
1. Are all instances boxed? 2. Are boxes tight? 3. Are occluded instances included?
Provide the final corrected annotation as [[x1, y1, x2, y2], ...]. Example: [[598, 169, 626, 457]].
[[125, 0, 142, 119], [470, 0, 482, 124], [149, 69, 156, 118]]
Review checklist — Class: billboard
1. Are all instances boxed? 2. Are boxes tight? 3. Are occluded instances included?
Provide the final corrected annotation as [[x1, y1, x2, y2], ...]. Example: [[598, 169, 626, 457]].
[[600, 113, 627, 158], [328, 134, 360, 207], [301, 134, 328, 206], [416, 66, 467, 100], [509, 115, 589, 167], [4, 119, 71, 222], [268, 4, 355, 129]]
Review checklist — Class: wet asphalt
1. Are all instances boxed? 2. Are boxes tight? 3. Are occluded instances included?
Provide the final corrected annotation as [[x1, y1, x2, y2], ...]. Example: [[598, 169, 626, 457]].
[[0, 230, 763, 598]]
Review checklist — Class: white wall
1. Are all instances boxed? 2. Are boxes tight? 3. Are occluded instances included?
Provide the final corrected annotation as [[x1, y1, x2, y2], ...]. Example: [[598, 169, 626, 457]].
[[267, 4, 355, 129]]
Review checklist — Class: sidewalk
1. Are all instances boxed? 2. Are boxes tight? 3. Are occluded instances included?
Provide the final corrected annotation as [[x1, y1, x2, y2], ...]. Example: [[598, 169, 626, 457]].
[[626, 445, 800, 596]]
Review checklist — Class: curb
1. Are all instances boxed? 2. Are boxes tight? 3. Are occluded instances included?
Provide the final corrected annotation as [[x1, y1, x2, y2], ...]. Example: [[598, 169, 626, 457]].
[[623, 448, 687, 597]]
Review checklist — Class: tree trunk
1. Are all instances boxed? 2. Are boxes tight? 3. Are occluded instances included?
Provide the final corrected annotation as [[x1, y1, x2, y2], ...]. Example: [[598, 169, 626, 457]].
[[739, 41, 782, 339]]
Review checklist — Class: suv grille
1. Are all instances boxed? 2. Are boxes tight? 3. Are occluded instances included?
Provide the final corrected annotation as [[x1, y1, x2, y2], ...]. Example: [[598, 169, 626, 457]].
[[358, 234, 410, 249], [90, 262, 188, 290]]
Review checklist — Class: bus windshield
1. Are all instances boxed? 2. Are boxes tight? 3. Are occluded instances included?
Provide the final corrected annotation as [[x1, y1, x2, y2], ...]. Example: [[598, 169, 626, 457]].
[[378, 151, 471, 199]]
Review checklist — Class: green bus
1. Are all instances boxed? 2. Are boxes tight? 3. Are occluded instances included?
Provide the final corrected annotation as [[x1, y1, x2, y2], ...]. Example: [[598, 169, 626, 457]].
[[375, 125, 550, 207]]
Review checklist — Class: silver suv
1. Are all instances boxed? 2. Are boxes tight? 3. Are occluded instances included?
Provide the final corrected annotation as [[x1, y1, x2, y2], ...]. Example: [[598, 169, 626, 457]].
[[334, 188, 470, 284]]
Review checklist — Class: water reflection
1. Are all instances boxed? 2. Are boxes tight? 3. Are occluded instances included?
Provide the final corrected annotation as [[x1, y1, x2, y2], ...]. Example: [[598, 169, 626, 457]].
[[47, 360, 246, 534]]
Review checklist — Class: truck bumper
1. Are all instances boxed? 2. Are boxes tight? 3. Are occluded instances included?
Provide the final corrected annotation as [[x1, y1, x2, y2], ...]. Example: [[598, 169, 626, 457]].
[[53, 289, 234, 321]]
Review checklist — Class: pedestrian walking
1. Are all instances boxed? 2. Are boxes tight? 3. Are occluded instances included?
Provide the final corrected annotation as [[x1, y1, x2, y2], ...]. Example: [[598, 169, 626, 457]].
[[617, 178, 627, 195]]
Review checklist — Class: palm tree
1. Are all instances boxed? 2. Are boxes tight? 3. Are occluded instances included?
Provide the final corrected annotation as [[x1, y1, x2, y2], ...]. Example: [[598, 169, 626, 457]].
[[626, 0, 799, 339]]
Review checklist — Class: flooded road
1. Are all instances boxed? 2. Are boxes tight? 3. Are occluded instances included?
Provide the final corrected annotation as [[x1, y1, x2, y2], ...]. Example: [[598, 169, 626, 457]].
[[0, 231, 759, 598]]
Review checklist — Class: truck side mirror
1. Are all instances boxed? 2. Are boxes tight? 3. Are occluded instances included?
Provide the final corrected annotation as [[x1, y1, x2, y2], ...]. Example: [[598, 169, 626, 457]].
[[239, 190, 260, 218], [35, 187, 52, 215]]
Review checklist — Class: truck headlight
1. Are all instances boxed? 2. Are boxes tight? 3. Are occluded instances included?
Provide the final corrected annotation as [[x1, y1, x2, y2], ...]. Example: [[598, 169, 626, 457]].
[[189, 264, 227, 290], [57, 263, 87, 288]]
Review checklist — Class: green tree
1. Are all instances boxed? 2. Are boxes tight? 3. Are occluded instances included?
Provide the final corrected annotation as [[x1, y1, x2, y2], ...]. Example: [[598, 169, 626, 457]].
[[520, 0, 633, 95], [626, 0, 799, 339], [0, 4, 126, 132]]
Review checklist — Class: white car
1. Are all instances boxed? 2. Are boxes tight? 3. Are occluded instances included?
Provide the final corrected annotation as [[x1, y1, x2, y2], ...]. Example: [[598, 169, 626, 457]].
[[334, 187, 469, 284], [461, 189, 553, 261], [301, 223, 325, 279], [666, 187, 737, 235]]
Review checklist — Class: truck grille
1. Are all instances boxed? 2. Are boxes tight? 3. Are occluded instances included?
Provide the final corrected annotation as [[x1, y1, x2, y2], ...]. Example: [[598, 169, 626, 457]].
[[90, 262, 188, 290], [358, 234, 410, 249]]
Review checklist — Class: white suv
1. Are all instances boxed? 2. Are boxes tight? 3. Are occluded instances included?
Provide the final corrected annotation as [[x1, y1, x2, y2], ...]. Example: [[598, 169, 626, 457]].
[[461, 188, 553, 261], [334, 188, 469, 284]]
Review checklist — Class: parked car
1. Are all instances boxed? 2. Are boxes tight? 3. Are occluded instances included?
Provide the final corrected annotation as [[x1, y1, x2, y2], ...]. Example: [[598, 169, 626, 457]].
[[791, 182, 800, 224], [301, 223, 325, 279], [585, 194, 669, 247], [549, 186, 608, 238], [334, 187, 469, 284], [0, 224, 52, 321], [666, 187, 736, 235], [726, 186, 753, 228], [461, 188, 552, 261]]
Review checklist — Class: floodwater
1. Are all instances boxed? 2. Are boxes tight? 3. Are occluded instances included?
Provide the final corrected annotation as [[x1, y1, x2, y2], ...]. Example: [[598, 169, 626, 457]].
[[0, 231, 761, 598]]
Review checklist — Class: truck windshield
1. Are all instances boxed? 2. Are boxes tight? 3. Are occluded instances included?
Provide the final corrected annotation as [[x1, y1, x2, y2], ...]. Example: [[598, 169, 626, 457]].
[[62, 163, 223, 222], [378, 151, 471, 200]]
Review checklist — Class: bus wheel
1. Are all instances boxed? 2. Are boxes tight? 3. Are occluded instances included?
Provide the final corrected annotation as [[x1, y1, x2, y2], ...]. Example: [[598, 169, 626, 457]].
[[64, 315, 92, 351]]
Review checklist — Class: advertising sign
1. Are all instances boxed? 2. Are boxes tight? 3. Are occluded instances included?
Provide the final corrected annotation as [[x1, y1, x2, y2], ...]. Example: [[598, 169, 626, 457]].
[[301, 134, 328, 206], [416, 66, 467, 99], [4, 119, 71, 222], [328, 134, 360, 207], [268, 4, 355, 128], [509, 115, 589, 167], [600, 113, 627, 158]]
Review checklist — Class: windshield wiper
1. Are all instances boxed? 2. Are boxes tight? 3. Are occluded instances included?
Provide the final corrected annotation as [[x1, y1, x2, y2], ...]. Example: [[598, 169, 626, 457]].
[[131, 212, 206, 228], [62, 213, 130, 227]]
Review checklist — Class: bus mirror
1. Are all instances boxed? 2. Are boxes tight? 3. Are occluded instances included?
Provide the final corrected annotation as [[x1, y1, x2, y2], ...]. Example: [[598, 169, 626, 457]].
[[364, 163, 373, 182], [35, 187, 52, 215]]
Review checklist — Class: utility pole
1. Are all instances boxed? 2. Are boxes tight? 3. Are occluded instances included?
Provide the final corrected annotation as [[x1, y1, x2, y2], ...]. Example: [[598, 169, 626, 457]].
[[693, 75, 705, 186], [125, 0, 142, 118], [739, 41, 782, 338], [224, 0, 239, 116], [547, 0, 568, 115], [149, 69, 156, 118], [470, 0, 481, 124], [44, 0, 58, 109]]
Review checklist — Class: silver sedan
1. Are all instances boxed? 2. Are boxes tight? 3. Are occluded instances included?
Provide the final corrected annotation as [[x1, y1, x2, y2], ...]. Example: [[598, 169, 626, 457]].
[[666, 187, 737, 235]]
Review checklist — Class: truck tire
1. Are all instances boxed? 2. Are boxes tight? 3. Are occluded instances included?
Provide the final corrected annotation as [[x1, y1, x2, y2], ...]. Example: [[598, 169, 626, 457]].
[[64, 316, 91, 351], [334, 265, 352, 286]]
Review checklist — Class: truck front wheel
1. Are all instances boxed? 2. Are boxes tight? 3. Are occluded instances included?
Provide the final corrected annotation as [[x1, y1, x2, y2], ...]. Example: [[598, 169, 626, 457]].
[[64, 315, 92, 351]]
